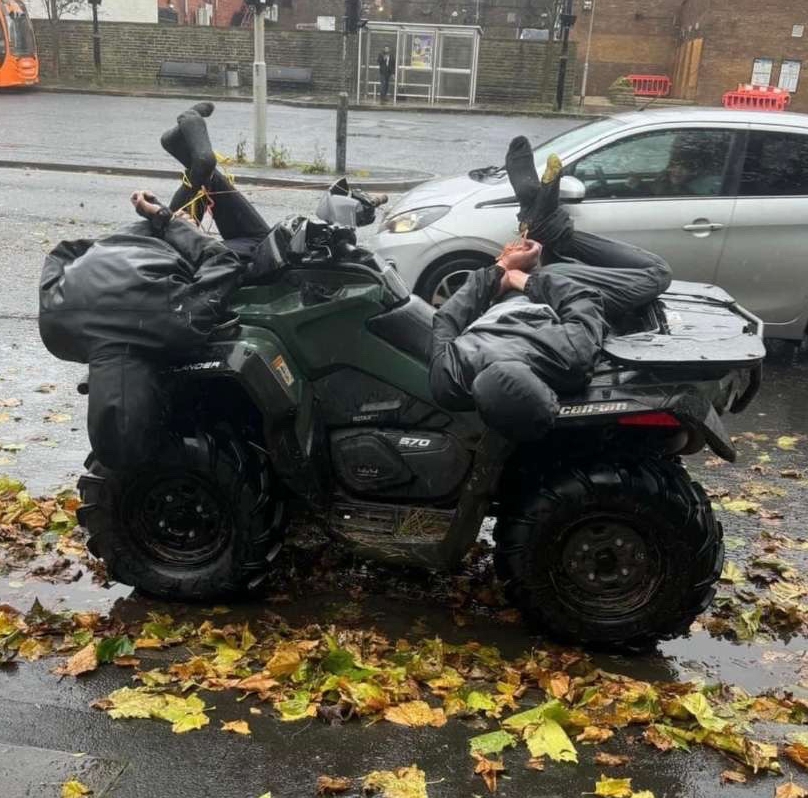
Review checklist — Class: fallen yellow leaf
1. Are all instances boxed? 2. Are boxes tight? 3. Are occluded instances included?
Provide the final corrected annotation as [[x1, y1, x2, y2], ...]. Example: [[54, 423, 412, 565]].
[[576, 726, 614, 744], [54, 643, 98, 677], [384, 700, 446, 728], [472, 753, 505, 794], [61, 780, 91, 798], [316, 775, 352, 795], [776, 784, 808, 798], [362, 765, 428, 798], [593, 776, 632, 798], [221, 720, 251, 735]]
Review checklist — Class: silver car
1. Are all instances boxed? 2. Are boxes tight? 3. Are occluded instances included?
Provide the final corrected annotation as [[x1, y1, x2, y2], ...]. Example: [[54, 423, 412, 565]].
[[371, 107, 808, 339]]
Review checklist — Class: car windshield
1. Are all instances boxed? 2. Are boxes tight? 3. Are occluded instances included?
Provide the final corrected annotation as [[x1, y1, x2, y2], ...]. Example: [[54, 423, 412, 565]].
[[469, 117, 628, 181], [532, 117, 627, 167], [5, 6, 36, 57]]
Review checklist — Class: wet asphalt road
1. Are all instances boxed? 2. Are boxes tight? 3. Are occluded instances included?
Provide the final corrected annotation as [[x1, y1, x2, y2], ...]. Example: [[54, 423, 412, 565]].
[[0, 92, 579, 178], [1, 118, 808, 796]]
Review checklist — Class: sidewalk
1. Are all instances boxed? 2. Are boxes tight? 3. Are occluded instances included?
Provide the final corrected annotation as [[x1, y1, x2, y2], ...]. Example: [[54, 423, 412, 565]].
[[38, 79, 603, 121], [0, 91, 584, 190], [0, 156, 433, 193]]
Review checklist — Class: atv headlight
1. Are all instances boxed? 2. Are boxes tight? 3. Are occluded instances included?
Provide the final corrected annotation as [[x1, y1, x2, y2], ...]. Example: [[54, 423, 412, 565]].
[[380, 206, 450, 234]]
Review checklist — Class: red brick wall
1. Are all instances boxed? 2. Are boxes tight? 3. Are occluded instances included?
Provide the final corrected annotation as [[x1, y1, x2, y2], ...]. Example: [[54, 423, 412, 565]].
[[682, 0, 808, 112], [571, 0, 681, 96]]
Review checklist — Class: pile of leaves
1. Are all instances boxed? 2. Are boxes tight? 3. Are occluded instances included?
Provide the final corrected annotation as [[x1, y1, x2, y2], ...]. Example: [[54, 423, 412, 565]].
[[5, 601, 808, 793], [696, 433, 808, 643], [0, 476, 90, 580]]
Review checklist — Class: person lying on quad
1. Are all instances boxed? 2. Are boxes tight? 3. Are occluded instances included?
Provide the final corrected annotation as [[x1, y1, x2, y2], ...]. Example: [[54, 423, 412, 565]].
[[428, 136, 672, 442]]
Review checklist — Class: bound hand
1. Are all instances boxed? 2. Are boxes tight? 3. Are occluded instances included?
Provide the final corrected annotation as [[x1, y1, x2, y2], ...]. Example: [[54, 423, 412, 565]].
[[130, 190, 162, 219], [498, 239, 542, 272]]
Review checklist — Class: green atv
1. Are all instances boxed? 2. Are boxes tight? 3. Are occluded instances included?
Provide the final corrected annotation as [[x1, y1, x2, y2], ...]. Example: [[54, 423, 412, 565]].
[[78, 183, 765, 648]]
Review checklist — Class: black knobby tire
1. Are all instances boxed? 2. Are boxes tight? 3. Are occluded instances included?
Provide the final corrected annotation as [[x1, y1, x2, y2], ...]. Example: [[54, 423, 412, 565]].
[[78, 427, 285, 601], [416, 256, 490, 308], [494, 457, 723, 649]]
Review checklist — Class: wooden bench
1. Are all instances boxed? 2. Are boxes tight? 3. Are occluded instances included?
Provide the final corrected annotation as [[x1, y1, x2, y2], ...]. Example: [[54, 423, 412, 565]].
[[267, 65, 313, 88], [157, 60, 211, 85]]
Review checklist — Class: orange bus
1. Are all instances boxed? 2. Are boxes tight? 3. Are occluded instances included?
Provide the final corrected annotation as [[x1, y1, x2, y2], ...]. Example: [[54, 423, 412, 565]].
[[0, 0, 38, 88]]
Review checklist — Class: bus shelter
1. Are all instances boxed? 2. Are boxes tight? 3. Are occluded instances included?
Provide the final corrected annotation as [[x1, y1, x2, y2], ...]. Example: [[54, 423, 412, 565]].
[[356, 22, 482, 107]]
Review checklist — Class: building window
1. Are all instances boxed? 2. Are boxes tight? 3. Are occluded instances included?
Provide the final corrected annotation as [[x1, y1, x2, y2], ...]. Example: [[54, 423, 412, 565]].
[[751, 57, 774, 86], [740, 131, 808, 196], [779, 60, 802, 92]]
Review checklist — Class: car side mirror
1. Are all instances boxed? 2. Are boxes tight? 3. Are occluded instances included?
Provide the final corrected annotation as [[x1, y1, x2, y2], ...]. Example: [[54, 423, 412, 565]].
[[560, 175, 586, 204]]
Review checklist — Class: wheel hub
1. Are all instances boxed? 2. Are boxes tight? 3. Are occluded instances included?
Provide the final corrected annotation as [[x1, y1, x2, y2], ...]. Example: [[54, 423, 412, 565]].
[[561, 518, 649, 595], [431, 269, 473, 307], [127, 472, 230, 567]]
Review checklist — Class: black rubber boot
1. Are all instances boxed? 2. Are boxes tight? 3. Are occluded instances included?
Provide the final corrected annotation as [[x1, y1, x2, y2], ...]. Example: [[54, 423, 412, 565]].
[[160, 102, 215, 168]]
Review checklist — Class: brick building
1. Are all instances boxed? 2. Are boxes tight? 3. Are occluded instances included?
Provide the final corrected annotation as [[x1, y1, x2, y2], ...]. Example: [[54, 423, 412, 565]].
[[572, 0, 808, 112]]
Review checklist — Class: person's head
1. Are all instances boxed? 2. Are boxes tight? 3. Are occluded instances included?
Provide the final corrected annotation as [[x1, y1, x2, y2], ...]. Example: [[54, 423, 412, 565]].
[[667, 156, 694, 187], [383, 45, 390, 54]]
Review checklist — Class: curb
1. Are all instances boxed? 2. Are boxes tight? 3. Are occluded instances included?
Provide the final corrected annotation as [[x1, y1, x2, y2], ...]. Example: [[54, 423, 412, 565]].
[[0, 159, 433, 192], [35, 85, 604, 121]]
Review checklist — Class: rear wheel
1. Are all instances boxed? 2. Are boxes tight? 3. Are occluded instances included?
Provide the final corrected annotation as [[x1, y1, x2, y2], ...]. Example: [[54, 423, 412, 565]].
[[78, 426, 286, 600], [416, 255, 490, 307], [494, 457, 723, 649]]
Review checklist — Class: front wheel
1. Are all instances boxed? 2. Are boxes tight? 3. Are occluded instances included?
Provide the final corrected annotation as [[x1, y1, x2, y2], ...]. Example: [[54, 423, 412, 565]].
[[494, 457, 723, 649], [416, 255, 490, 308], [78, 426, 286, 601]]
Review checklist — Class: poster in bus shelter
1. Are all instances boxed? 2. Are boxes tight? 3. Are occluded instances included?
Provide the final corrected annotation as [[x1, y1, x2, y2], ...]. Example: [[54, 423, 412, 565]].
[[411, 34, 434, 69]]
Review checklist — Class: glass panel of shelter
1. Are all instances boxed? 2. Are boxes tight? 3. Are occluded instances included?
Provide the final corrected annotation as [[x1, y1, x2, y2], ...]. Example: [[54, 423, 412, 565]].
[[358, 24, 479, 107], [435, 31, 474, 103]]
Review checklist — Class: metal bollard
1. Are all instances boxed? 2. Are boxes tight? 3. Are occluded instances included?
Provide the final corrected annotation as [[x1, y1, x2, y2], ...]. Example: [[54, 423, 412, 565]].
[[336, 92, 348, 175]]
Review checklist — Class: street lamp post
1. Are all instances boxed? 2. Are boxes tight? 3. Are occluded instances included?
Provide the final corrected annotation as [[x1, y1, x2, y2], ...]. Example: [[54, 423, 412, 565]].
[[578, 0, 596, 108], [554, 0, 576, 111], [246, 0, 268, 165], [88, 0, 102, 78]]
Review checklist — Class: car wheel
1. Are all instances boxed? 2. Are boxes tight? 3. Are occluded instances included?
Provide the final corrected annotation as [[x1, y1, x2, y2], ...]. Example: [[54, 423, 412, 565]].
[[416, 256, 491, 308]]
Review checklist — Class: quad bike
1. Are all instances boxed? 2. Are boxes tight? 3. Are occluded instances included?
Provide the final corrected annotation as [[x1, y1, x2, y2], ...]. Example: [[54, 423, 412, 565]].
[[77, 182, 765, 649]]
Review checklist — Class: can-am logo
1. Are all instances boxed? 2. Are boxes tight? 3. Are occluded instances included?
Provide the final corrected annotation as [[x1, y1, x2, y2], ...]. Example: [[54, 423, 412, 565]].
[[398, 437, 432, 448], [559, 402, 630, 417]]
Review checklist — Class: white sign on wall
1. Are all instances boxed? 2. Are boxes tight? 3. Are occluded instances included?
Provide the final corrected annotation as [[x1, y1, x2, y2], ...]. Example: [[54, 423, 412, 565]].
[[751, 57, 774, 86], [779, 60, 802, 92], [792, 24, 805, 38], [317, 15, 336, 31]]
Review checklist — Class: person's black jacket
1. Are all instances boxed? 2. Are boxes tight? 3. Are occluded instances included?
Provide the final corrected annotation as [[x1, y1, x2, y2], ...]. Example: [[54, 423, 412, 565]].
[[430, 264, 606, 411], [39, 218, 246, 471], [39, 217, 245, 364], [377, 53, 395, 78]]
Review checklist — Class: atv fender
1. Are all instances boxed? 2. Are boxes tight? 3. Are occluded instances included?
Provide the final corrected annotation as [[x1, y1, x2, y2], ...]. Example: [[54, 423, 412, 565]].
[[165, 325, 327, 502]]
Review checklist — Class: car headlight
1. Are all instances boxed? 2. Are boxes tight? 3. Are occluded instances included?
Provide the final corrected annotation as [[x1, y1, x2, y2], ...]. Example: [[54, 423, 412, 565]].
[[380, 206, 451, 234]]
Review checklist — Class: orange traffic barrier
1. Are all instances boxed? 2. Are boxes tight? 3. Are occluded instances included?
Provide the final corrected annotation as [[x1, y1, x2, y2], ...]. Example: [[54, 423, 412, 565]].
[[722, 84, 791, 112], [627, 75, 672, 97]]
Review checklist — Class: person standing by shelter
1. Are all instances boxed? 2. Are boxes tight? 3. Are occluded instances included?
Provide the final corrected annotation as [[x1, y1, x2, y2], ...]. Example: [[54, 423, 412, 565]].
[[377, 45, 395, 101]]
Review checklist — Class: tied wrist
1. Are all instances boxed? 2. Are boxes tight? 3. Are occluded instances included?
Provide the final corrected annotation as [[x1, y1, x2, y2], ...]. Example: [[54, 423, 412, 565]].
[[149, 206, 173, 236]]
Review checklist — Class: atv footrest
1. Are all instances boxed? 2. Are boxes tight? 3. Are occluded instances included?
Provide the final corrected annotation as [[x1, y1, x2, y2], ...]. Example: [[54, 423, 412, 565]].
[[329, 501, 455, 568]]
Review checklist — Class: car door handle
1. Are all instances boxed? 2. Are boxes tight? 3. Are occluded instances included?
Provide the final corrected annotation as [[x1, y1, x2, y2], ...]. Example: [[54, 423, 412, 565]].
[[683, 222, 724, 232]]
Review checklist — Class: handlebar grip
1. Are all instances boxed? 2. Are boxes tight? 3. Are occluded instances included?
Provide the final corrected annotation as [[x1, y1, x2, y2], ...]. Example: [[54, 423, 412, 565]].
[[370, 193, 388, 208]]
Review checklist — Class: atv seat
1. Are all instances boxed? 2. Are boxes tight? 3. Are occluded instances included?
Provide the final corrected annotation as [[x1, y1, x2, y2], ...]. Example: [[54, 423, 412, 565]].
[[367, 295, 435, 364]]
